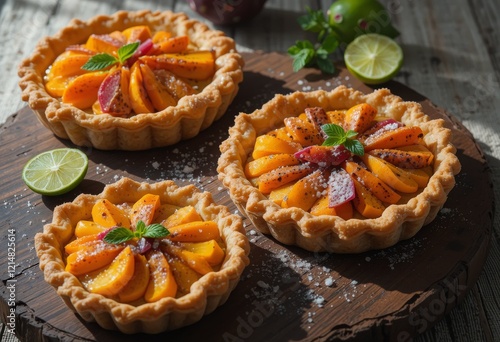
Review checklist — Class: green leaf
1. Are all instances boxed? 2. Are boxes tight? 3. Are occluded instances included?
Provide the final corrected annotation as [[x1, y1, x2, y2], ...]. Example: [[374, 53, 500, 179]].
[[346, 130, 358, 139], [315, 56, 335, 74], [117, 42, 140, 63], [321, 124, 344, 139], [321, 123, 365, 155], [290, 48, 315, 72], [81, 53, 118, 71], [103, 227, 135, 244], [321, 34, 339, 53], [135, 220, 147, 236], [143, 224, 170, 239], [298, 7, 326, 33], [344, 139, 365, 156]]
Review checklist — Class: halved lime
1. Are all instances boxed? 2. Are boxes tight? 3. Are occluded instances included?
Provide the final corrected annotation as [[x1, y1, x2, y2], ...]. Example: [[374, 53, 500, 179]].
[[344, 33, 403, 84], [22, 148, 88, 196]]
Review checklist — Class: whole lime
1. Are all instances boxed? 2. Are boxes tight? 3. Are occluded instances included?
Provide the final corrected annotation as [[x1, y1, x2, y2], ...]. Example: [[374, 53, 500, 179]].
[[328, 0, 399, 45]]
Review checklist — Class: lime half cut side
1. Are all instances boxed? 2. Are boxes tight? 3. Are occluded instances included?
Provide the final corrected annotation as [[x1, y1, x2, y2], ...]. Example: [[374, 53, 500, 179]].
[[22, 148, 89, 196], [344, 33, 403, 85]]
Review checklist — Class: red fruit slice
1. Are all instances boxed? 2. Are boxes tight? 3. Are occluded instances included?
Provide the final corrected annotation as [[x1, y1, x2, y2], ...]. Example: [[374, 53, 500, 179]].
[[294, 145, 350, 167], [127, 38, 154, 67], [361, 119, 404, 139], [328, 168, 355, 207], [98, 68, 132, 116]]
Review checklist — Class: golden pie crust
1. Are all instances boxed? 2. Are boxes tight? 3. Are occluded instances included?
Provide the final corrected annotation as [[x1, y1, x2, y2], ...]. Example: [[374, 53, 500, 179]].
[[217, 86, 461, 253], [18, 10, 244, 150], [34, 177, 250, 333]]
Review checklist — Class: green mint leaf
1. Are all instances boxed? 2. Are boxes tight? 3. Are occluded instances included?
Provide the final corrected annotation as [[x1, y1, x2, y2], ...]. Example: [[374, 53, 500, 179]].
[[135, 220, 147, 237], [321, 34, 339, 53], [81, 53, 118, 71], [290, 48, 315, 72], [315, 56, 335, 74], [117, 42, 140, 63], [103, 227, 135, 244], [298, 7, 326, 33], [143, 224, 170, 239], [344, 139, 365, 156], [321, 124, 345, 139], [321, 123, 365, 155], [323, 136, 343, 146], [346, 130, 358, 139]]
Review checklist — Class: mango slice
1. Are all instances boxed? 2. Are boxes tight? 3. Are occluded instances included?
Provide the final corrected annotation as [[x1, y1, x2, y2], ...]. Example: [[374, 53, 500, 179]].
[[155, 204, 181, 222], [64, 234, 100, 254], [145, 250, 177, 302], [267, 127, 295, 142], [155, 35, 190, 54], [252, 135, 301, 159], [281, 170, 326, 211], [344, 103, 377, 134], [152, 31, 172, 43], [84, 246, 135, 296], [65, 242, 124, 276], [62, 71, 109, 109], [344, 161, 401, 204], [75, 221, 107, 238], [310, 195, 353, 220], [352, 179, 385, 219], [122, 25, 152, 43], [118, 254, 150, 302], [165, 244, 213, 275], [92, 199, 131, 229], [245, 153, 299, 178], [141, 51, 215, 80], [364, 126, 424, 151], [361, 154, 418, 193], [130, 194, 161, 226], [180, 240, 225, 266], [284, 117, 323, 146], [86, 34, 124, 54], [268, 183, 295, 206], [326, 110, 346, 127], [139, 63, 177, 111], [168, 221, 220, 242], [368, 147, 434, 169], [129, 62, 155, 114], [162, 205, 202, 229], [258, 164, 315, 194], [47, 52, 90, 82], [170, 258, 200, 294]]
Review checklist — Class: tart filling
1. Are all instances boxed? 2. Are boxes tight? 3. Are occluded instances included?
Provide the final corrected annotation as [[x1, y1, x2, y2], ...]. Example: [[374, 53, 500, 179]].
[[35, 178, 249, 333], [18, 10, 244, 150], [218, 86, 461, 253]]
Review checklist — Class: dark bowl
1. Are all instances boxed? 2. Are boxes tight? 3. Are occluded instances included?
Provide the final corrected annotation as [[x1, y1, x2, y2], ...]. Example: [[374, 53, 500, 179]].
[[187, 0, 268, 25]]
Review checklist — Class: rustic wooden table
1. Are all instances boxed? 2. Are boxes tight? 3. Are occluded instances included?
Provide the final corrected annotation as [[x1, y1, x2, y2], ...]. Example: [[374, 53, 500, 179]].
[[0, 0, 499, 341]]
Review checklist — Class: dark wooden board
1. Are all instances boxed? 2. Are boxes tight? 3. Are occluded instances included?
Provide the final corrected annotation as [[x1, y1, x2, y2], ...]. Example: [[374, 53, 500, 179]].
[[0, 52, 493, 341]]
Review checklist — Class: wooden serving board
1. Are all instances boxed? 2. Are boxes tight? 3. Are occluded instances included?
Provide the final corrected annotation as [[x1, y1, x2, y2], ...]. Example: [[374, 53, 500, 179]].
[[0, 52, 493, 341]]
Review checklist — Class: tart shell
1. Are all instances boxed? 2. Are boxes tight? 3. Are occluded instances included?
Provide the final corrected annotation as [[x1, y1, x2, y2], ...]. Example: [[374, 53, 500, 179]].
[[18, 10, 244, 150], [217, 86, 461, 253], [34, 177, 250, 333]]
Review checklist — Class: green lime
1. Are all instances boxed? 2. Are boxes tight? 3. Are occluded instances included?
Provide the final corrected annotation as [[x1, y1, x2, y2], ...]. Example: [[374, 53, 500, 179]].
[[344, 33, 403, 84], [22, 148, 88, 196]]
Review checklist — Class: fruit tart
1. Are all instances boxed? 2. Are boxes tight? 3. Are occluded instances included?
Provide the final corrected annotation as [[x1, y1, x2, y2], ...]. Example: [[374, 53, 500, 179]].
[[218, 86, 461, 253], [34, 177, 249, 333], [18, 10, 243, 150]]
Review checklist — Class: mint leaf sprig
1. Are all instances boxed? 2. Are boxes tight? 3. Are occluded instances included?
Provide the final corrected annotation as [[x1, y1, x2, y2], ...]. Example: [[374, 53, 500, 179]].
[[321, 123, 364, 156], [103, 220, 169, 244], [81, 42, 139, 71], [288, 7, 339, 74]]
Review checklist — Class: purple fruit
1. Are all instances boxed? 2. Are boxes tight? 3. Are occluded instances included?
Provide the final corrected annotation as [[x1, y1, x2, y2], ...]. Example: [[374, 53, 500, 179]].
[[187, 0, 268, 25]]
